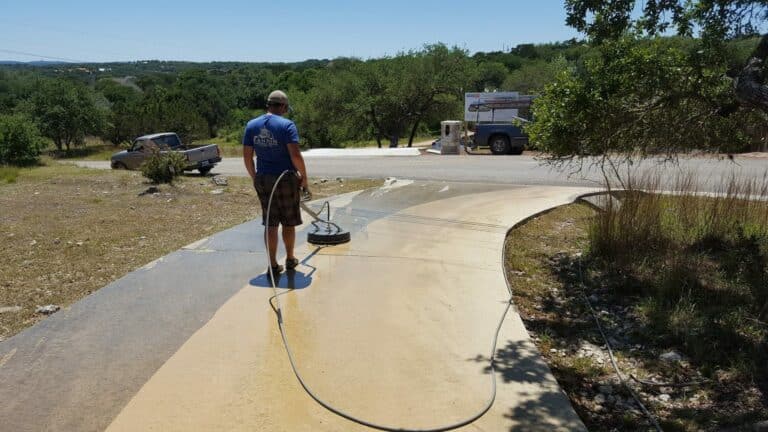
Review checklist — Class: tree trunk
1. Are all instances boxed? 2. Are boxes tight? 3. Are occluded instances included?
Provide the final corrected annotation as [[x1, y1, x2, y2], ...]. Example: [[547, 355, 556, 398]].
[[734, 33, 768, 113], [370, 108, 383, 149], [407, 119, 420, 147], [389, 135, 399, 148]]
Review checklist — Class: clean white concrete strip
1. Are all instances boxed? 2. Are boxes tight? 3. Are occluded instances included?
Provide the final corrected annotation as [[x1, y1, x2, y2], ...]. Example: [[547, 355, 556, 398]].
[[303, 148, 421, 157]]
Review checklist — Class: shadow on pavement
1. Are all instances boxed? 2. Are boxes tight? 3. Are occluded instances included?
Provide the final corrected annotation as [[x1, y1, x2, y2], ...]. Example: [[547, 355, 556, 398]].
[[249, 270, 313, 290], [472, 339, 586, 431]]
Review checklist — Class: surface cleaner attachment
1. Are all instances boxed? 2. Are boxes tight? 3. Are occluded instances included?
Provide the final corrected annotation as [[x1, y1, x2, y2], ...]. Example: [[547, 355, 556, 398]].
[[300, 189, 351, 246]]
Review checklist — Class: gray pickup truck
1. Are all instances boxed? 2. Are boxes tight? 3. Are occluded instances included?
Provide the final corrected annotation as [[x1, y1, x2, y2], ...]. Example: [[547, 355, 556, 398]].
[[110, 133, 221, 174]]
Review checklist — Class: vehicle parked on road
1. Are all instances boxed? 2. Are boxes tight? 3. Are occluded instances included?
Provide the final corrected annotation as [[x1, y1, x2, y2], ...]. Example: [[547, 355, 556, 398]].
[[470, 123, 528, 155], [110, 133, 221, 174]]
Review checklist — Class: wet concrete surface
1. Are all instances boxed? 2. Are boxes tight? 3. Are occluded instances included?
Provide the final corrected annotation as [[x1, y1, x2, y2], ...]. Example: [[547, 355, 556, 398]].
[[1, 181, 591, 431]]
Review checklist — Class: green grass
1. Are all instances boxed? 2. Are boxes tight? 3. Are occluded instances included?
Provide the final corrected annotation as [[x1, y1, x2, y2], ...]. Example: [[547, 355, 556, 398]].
[[0, 166, 20, 183]]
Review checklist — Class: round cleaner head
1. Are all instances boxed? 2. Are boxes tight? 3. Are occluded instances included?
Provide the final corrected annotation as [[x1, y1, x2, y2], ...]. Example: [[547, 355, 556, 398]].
[[307, 229, 350, 245]]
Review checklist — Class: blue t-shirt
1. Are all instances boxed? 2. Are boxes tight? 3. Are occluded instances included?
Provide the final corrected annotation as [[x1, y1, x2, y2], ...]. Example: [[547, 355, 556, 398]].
[[243, 114, 300, 175]]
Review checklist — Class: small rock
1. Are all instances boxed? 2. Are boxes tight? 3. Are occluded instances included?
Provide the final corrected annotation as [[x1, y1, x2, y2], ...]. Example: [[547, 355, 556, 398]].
[[0, 306, 22, 314], [29, 240, 37, 246], [598, 385, 613, 395], [549, 348, 557, 353], [660, 351, 683, 363], [76, 241, 83, 246], [36, 305, 60, 315], [166, 198, 173, 203], [594, 394, 606, 404], [320, 178, 329, 184], [211, 176, 228, 186], [658, 394, 671, 402], [211, 189, 225, 195], [53, 238, 61, 245], [138, 186, 160, 196]]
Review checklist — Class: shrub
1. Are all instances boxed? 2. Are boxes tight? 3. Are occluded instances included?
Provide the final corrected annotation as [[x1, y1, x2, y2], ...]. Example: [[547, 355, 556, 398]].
[[140, 150, 187, 184], [0, 113, 45, 166]]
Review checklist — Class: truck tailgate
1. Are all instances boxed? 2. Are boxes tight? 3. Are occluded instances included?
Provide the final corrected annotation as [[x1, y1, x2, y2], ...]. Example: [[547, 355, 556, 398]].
[[185, 144, 219, 163]]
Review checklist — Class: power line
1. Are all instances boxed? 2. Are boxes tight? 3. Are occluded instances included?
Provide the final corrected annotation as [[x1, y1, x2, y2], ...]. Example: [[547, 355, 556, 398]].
[[0, 48, 85, 63]]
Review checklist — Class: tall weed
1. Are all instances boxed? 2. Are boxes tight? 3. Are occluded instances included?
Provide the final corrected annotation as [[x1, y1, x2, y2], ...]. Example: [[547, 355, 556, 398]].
[[588, 170, 768, 375]]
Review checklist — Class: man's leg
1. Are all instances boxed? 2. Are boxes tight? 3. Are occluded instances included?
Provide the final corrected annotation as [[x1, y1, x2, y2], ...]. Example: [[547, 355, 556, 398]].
[[267, 226, 279, 267], [282, 225, 296, 260]]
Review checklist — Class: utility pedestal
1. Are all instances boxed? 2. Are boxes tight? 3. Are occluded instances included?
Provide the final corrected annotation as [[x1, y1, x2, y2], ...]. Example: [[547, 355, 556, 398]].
[[440, 120, 462, 155]]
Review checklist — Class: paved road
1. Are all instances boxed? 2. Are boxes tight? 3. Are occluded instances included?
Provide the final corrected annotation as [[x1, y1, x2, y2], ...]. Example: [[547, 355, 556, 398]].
[[75, 153, 767, 192]]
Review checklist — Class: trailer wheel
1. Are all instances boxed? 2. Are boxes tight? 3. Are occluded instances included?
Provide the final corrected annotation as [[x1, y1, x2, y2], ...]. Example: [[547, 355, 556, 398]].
[[489, 135, 511, 155], [198, 166, 212, 175]]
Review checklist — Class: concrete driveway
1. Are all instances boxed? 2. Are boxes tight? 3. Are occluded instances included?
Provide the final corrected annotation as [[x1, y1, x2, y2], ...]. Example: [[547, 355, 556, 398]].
[[0, 181, 591, 431]]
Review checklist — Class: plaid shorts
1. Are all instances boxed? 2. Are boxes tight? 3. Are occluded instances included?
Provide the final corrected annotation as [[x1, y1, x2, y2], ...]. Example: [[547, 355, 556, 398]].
[[254, 172, 303, 227]]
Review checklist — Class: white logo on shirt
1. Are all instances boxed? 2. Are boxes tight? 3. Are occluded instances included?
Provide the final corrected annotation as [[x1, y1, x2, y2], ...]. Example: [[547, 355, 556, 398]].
[[253, 128, 278, 148]]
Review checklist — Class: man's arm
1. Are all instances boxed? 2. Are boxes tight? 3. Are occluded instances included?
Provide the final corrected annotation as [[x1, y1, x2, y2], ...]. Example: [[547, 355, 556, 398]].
[[286, 143, 308, 189], [243, 145, 256, 180]]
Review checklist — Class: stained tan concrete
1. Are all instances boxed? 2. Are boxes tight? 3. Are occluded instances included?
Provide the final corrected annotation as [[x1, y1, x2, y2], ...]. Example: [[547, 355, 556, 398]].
[[106, 185, 592, 431]]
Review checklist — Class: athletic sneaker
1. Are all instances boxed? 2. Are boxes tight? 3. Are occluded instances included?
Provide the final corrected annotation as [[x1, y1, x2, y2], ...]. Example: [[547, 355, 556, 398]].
[[285, 257, 299, 270]]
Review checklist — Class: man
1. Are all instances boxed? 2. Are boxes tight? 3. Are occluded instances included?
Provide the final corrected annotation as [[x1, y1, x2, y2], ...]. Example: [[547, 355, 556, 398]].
[[243, 90, 308, 275]]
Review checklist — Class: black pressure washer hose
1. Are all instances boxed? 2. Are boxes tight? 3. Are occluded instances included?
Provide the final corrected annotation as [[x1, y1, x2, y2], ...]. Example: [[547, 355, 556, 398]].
[[264, 170, 514, 431]]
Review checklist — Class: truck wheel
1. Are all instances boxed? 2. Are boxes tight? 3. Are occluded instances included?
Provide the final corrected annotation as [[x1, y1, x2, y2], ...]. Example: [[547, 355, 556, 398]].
[[489, 135, 511, 155], [112, 162, 128, 170], [198, 166, 212, 175]]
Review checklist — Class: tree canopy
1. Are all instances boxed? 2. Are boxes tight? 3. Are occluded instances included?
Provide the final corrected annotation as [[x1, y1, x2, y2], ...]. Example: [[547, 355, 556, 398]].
[[527, 0, 768, 161]]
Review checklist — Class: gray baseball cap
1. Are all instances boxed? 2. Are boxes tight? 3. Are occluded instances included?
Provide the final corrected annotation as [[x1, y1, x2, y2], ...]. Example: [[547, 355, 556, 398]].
[[267, 90, 289, 105]]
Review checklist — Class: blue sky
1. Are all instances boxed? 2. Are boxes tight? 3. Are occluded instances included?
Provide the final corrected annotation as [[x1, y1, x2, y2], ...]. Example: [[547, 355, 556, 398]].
[[0, 1, 580, 63]]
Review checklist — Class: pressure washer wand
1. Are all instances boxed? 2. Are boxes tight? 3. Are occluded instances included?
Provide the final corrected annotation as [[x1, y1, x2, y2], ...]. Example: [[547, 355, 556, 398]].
[[299, 187, 324, 222]]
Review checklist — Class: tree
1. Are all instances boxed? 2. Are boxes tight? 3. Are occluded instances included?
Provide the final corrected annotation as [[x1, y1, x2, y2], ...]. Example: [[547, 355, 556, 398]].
[[527, 37, 755, 161], [359, 44, 473, 147], [96, 79, 144, 145], [474, 61, 509, 91], [27, 79, 105, 152], [565, 0, 768, 115], [174, 70, 231, 138], [294, 64, 371, 148], [528, 1, 768, 160], [502, 57, 568, 94], [0, 113, 45, 166], [136, 87, 208, 144]]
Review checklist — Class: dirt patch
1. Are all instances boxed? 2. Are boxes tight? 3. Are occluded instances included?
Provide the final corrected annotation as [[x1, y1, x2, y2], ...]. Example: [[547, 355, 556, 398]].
[[505, 203, 768, 431], [0, 164, 381, 340]]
